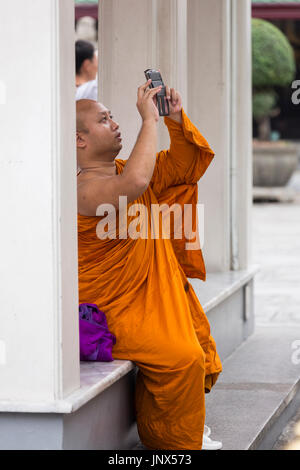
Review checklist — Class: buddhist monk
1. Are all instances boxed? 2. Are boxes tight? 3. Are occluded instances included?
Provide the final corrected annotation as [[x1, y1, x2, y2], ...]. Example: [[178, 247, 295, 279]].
[[76, 79, 222, 450]]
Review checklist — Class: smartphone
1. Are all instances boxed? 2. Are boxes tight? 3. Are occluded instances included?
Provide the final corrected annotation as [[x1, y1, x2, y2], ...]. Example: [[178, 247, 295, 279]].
[[144, 69, 170, 116]]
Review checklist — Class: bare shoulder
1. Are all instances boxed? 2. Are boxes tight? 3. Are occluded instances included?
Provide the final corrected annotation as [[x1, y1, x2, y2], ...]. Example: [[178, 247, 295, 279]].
[[77, 170, 122, 216], [77, 167, 145, 216], [77, 171, 112, 189]]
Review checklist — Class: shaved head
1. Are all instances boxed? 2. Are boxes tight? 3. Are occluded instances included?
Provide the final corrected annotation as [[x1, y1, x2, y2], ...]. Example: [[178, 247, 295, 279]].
[[76, 99, 101, 133], [76, 99, 122, 164]]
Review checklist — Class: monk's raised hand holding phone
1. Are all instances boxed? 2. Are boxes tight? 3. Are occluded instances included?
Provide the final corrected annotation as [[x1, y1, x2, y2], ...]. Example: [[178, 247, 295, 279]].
[[136, 79, 162, 123], [165, 85, 183, 124]]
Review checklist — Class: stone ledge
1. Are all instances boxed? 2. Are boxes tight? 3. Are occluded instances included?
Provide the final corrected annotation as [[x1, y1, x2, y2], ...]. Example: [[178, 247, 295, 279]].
[[205, 325, 300, 450], [189, 264, 260, 313], [0, 266, 259, 414], [0, 360, 135, 414]]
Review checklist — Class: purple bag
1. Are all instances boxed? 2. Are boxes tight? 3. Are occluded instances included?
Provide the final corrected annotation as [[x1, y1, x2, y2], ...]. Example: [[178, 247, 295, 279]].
[[79, 303, 116, 362]]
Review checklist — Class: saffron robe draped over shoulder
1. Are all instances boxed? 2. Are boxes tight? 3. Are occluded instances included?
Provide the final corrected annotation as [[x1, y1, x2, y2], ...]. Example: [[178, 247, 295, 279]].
[[78, 109, 222, 450]]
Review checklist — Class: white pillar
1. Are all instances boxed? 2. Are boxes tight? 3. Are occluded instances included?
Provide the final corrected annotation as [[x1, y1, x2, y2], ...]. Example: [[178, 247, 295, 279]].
[[232, 0, 253, 269], [154, 0, 188, 148], [187, 0, 231, 273], [99, 0, 187, 155], [99, 0, 156, 158], [0, 0, 80, 402]]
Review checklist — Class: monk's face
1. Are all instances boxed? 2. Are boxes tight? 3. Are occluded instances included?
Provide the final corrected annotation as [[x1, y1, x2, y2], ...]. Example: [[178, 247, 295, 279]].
[[76, 101, 122, 158]]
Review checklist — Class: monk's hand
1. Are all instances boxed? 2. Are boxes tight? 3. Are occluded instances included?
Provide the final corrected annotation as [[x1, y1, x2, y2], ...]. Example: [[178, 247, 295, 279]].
[[165, 86, 182, 124], [137, 79, 162, 123]]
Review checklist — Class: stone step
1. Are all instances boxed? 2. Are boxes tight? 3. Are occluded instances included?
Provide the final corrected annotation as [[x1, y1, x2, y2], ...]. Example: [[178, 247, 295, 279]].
[[133, 325, 300, 450], [205, 325, 300, 450], [190, 266, 259, 362], [117, 326, 300, 451]]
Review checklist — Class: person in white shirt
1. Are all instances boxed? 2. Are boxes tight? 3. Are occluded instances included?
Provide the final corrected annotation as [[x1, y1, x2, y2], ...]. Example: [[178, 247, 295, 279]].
[[75, 40, 98, 101]]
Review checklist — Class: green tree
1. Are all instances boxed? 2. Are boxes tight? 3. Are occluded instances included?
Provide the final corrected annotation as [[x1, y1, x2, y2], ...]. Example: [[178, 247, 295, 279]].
[[252, 18, 296, 140]]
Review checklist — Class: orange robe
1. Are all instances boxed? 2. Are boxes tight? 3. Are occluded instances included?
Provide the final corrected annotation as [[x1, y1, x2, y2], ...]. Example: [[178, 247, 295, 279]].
[[78, 109, 222, 450]]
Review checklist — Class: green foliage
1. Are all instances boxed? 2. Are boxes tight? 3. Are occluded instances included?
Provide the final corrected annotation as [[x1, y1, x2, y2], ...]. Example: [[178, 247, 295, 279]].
[[253, 90, 278, 120], [252, 18, 296, 88], [252, 18, 296, 134]]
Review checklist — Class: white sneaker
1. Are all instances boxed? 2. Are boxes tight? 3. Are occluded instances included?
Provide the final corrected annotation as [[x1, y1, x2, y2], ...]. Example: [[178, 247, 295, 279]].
[[204, 425, 211, 437], [202, 433, 223, 450]]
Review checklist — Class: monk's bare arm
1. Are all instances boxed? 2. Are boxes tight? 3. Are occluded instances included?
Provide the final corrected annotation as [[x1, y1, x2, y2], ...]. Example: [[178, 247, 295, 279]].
[[122, 119, 157, 191], [78, 121, 158, 215], [78, 81, 161, 216]]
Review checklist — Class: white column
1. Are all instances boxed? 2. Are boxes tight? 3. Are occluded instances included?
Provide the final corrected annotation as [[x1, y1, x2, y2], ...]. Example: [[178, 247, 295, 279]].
[[99, 0, 156, 158], [187, 0, 252, 273], [187, 0, 232, 273], [99, 0, 187, 155], [155, 0, 188, 148], [232, 0, 253, 269], [0, 0, 80, 402]]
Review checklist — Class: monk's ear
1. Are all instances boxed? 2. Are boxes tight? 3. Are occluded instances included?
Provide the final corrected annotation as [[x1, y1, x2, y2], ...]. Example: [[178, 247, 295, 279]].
[[76, 131, 87, 149]]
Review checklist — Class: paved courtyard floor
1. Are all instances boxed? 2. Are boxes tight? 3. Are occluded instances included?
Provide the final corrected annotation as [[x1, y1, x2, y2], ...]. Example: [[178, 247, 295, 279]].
[[253, 169, 300, 450]]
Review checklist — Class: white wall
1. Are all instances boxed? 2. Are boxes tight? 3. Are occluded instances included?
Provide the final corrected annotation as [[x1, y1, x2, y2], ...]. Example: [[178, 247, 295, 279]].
[[0, 0, 79, 402]]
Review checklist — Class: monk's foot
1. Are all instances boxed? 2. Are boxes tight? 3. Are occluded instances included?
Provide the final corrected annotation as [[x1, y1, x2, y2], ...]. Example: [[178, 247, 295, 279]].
[[202, 426, 222, 450]]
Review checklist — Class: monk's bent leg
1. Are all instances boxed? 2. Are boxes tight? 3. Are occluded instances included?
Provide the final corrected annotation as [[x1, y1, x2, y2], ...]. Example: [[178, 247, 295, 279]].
[[134, 342, 206, 450], [187, 286, 222, 390], [178, 267, 223, 391]]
